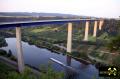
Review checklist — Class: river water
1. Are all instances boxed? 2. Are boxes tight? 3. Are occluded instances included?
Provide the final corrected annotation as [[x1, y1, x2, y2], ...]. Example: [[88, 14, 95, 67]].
[[1, 38, 99, 79]]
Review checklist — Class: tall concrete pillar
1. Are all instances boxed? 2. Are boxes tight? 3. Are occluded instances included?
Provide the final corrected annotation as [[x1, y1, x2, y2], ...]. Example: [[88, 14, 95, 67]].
[[16, 27, 24, 73], [93, 21, 98, 37], [84, 21, 89, 41], [67, 23, 72, 53], [99, 20, 104, 30]]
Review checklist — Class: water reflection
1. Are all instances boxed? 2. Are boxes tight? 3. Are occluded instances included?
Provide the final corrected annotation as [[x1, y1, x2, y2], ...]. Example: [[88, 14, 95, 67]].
[[66, 55, 71, 66]]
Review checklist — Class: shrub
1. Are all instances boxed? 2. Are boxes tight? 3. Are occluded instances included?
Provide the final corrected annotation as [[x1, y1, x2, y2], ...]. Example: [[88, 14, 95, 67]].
[[0, 49, 7, 56], [8, 64, 64, 79], [107, 35, 120, 51]]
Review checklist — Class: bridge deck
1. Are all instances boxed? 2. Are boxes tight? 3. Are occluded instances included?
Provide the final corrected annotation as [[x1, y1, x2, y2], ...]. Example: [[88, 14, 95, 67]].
[[0, 19, 100, 28]]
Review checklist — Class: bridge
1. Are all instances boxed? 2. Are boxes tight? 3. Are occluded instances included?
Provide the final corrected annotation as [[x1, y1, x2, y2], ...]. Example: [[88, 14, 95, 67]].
[[0, 19, 104, 73]]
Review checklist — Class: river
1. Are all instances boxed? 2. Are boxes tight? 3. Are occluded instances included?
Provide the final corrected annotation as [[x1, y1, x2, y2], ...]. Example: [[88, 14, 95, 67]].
[[1, 38, 99, 79]]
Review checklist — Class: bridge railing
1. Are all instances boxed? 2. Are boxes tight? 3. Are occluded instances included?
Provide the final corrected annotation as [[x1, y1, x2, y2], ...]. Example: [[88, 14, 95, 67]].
[[0, 19, 104, 73]]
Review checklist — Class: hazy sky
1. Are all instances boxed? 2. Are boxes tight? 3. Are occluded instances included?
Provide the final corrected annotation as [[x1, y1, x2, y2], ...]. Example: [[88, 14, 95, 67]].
[[0, 0, 120, 18]]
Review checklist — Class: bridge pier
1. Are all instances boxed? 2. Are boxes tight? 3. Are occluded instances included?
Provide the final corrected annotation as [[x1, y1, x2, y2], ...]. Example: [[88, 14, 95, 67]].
[[67, 23, 72, 53], [66, 23, 72, 66], [93, 21, 98, 37], [84, 21, 89, 41], [16, 27, 24, 73], [99, 20, 104, 30]]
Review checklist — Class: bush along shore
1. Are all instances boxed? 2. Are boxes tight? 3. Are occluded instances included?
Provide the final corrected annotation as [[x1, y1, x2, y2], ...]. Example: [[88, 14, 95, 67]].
[[0, 60, 64, 79], [22, 37, 67, 54], [0, 49, 17, 61], [0, 36, 8, 47]]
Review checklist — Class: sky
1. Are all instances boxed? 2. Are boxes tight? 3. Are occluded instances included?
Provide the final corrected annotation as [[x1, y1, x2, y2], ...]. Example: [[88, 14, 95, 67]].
[[0, 0, 120, 18]]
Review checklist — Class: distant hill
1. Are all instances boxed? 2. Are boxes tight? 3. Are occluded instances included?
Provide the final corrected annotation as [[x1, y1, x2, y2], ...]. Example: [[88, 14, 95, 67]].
[[0, 12, 88, 18], [0, 12, 77, 17]]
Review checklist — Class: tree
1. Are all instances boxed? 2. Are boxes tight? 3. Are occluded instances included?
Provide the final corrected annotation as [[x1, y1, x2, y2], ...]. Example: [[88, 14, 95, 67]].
[[7, 50, 12, 57], [108, 35, 120, 52], [108, 35, 120, 65]]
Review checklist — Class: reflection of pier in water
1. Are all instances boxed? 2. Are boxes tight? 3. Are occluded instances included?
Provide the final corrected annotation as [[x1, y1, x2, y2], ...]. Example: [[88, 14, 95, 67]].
[[66, 55, 78, 79], [51, 55, 92, 79], [50, 56, 78, 79]]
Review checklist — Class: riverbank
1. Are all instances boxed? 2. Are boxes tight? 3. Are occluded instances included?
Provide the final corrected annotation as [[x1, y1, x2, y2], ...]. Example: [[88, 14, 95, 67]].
[[0, 49, 17, 61], [0, 55, 64, 79], [0, 61, 16, 79], [22, 37, 95, 65]]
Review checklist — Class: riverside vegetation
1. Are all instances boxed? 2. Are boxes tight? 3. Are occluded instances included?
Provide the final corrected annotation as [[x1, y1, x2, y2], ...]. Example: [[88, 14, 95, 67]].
[[0, 61, 64, 79]]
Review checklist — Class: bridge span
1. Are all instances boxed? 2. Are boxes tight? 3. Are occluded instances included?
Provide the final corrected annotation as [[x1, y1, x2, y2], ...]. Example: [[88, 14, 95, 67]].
[[0, 19, 104, 73]]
